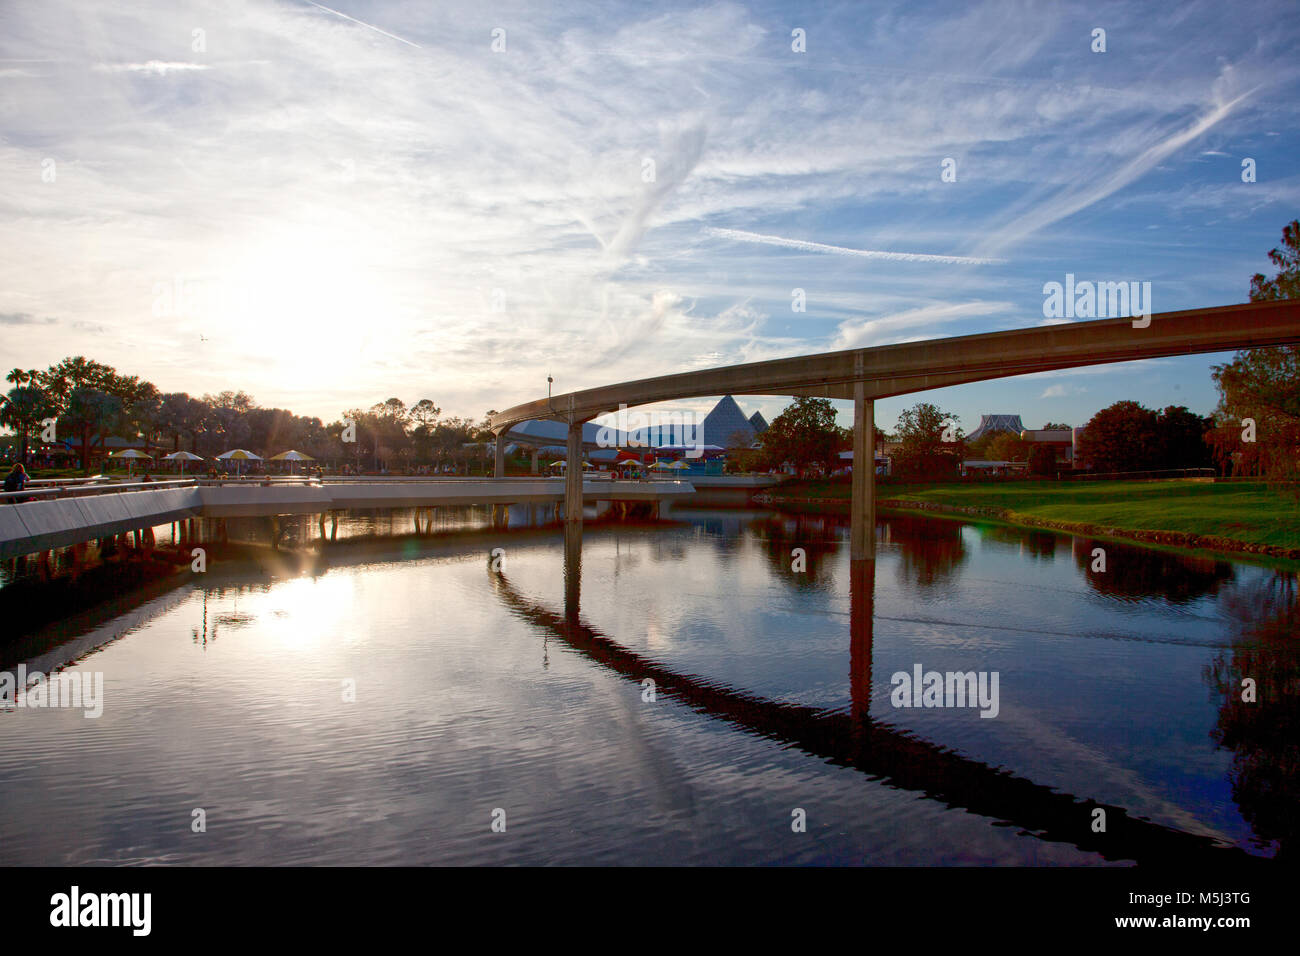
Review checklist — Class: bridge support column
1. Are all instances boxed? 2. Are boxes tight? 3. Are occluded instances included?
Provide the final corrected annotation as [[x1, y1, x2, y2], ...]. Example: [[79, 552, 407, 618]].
[[494, 433, 506, 479], [531, 448, 539, 474], [851, 387, 875, 562], [565, 422, 583, 530]]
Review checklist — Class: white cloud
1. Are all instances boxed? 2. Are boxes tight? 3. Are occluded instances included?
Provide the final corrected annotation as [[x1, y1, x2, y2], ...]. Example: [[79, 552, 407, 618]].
[[0, 0, 1293, 426], [1039, 384, 1087, 398]]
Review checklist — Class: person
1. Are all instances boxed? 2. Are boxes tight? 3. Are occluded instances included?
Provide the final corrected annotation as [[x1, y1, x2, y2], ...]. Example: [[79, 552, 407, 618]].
[[141, 473, 152, 482], [4, 463, 29, 501]]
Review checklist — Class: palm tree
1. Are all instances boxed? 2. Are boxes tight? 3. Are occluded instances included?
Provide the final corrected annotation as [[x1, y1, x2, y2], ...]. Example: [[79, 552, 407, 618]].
[[5, 368, 30, 386], [1, 385, 55, 463]]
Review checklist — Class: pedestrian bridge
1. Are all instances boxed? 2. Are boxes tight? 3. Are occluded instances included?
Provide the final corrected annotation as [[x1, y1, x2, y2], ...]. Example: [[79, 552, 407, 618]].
[[0, 477, 695, 559]]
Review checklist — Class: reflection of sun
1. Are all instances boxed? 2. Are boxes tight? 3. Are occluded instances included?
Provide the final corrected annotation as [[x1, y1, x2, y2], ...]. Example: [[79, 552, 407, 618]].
[[259, 573, 356, 648], [225, 228, 395, 388]]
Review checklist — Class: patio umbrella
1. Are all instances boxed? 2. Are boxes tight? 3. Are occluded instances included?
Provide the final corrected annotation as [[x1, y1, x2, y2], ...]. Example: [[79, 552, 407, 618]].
[[269, 449, 314, 475], [216, 448, 262, 475], [163, 450, 203, 475], [110, 448, 152, 477]]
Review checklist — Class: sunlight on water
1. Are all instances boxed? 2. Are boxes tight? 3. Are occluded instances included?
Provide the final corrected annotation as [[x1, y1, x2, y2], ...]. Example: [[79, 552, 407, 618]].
[[0, 508, 1291, 865]]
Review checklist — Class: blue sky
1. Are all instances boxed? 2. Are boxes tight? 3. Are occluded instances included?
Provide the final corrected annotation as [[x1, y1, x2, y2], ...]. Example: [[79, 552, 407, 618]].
[[1, 0, 1297, 436]]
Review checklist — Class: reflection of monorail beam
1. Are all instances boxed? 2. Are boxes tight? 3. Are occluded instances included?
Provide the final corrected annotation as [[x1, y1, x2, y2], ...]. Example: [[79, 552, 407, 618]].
[[490, 565, 1262, 866]]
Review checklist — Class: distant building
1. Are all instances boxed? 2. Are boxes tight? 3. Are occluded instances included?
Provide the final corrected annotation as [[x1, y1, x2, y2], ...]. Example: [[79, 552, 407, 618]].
[[966, 414, 1026, 443], [702, 395, 760, 449], [748, 411, 768, 434], [1019, 428, 1076, 466]]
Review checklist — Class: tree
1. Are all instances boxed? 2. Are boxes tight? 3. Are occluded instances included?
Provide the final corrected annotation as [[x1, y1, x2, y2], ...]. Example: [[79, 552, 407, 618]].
[[410, 399, 440, 429], [40, 356, 112, 400], [202, 391, 254, 453], [159, 392, 209, 453], [63, 387, 124, 472], [1041, 422, 1071, 431], [128, 390, 163, 449], [1205, 220, 1300, 482], [965, 430, 999, 459], [1, 385, 56, 463], [985, 431, 1030, 462], [1249, 218, 1300, 301], [1028, 444, 1057, 477], [758, 397, 841, 477], [1154, 405, 1213, 469], [892, 402, 963, 481], [1075, 401, 1159, 473], [6, 368, 32, 387]]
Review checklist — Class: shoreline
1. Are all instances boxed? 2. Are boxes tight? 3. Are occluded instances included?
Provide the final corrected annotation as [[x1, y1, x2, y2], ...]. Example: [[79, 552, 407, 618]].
[[754, 492, 1300, 564]]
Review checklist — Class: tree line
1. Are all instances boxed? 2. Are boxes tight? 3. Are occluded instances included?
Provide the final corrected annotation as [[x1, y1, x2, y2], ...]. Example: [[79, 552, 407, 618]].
[[5, 221, 1296, 482], [0, 357, 500, 474]]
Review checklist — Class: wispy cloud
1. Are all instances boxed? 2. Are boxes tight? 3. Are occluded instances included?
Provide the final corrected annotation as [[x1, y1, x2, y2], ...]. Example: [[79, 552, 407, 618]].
[[705, 227, 1006, 265], [300, 0, 422, 49], [93, 61, 210, 75], [1040, 384, 1087, 398], [0, 0, 1295, 431], [0, 311, 55, 325], [974, 80, 1259, 257]]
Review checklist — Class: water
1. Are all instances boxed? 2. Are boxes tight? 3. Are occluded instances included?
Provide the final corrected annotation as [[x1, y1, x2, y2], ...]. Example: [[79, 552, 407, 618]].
[[0, 508, 1293, 865]]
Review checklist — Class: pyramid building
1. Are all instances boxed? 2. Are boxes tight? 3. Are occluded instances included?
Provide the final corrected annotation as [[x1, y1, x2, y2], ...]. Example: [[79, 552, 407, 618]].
[[966, 414, 1026, 442], [702, 395, 759, 449], [748, 411, 768, 434]]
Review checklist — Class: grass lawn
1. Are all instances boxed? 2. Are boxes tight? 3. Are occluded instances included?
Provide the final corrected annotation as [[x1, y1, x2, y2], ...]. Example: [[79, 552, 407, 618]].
[[773, 478, 1300, 550]]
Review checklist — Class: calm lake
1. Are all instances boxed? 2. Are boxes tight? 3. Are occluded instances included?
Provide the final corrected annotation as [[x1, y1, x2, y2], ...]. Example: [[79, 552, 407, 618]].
[[0, 506, 1292, 865]]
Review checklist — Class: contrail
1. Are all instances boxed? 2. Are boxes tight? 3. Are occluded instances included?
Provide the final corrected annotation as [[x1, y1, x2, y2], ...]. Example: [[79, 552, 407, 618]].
[[301, 0, 421, 48], [703, 227, 1004, 265]]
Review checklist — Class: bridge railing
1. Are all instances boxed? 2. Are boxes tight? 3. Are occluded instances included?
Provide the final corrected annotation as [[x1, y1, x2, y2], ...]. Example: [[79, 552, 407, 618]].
[[1, 473, 690, 502], [1, 478, 199, 502]]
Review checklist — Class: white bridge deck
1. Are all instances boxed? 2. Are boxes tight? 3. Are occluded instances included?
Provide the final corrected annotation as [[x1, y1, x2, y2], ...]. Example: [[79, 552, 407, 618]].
[[0, 477, 696, 558]]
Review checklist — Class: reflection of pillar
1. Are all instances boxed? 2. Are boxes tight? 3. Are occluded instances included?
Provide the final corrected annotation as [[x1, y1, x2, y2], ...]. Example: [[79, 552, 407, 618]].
[[850, 558, 875, 723], [494, 433, 506, 479], [851, 386, 875, 562], [565, 422, 583, 530], [563, 520, 582, 625]]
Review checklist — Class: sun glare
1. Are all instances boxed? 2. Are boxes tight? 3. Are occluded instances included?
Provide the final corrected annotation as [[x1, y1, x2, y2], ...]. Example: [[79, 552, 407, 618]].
[[224, 229, 396, 388]]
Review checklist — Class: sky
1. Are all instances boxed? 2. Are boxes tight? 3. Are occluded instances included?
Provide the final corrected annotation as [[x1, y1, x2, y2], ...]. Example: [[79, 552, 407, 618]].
[[1, 0, 1298, 437]]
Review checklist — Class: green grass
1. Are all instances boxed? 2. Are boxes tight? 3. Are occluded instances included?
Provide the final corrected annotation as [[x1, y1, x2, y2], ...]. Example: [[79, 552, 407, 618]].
[[774, 478, 1300, 549]]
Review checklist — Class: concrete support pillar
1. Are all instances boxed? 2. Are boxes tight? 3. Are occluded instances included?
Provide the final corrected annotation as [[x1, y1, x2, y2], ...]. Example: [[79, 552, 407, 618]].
[[565, 422, 583, 529], [494, 433, 506, 479], [851, 386, 875, 562]]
